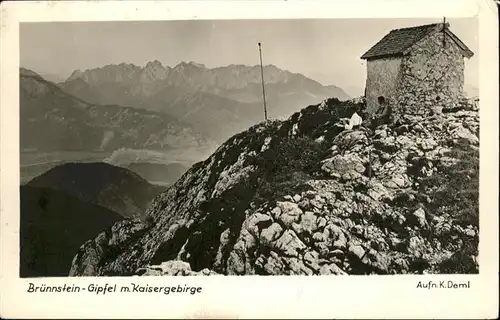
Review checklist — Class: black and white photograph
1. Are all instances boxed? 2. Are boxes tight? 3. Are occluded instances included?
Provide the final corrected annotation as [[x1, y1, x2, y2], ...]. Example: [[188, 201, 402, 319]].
[[1, 0, 498, 318], [18, 17, 480, 277]]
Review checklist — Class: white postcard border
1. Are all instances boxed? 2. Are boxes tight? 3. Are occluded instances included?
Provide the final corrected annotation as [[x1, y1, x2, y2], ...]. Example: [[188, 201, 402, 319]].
[[1, 1, 498, 319]]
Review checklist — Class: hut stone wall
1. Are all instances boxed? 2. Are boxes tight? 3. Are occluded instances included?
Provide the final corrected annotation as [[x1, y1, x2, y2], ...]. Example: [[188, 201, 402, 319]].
[[396, 30, 466, 116], [365, 57, 402, 114]]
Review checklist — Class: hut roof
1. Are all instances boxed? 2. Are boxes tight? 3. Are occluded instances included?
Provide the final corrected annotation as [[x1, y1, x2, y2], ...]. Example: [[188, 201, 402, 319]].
[[361, 23, 474, 60]]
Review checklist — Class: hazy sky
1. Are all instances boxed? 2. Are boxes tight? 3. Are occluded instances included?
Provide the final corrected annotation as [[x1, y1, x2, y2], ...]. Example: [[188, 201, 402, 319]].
[[20, 18, 478, 96]]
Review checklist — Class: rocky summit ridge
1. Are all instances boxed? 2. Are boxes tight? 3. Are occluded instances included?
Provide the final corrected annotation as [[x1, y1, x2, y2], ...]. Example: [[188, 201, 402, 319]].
[[70, 97, 479, 276]]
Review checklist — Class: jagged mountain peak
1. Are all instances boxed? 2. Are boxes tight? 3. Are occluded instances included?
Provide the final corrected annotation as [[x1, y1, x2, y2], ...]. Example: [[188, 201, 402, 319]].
[[65, 63, 142, 84], [263, 63, 282, 71], [145, 60, 165, 68], [216, 63, 283, 72], [20, 67, 43, 78], [141, 60, 169, 81], [117, 62, 140, 69], [67, 69, 84, 81], [227, 63, 248, 68], [188, 61, 207, 69], [172, 61, 207, 71]]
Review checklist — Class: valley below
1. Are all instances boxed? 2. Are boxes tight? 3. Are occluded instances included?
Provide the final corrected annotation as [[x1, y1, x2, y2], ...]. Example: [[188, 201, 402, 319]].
[[20, 150, 113, 184], [20, 146, 212, 186]]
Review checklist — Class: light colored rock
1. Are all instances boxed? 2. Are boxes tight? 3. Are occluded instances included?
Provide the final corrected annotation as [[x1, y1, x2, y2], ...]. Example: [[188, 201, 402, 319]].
[[227, 250, 246, 275], [317, 216, 328, 229], [367, 182, 389, 201], [138, 267, 162, 276], [411, 208, 427, 228], [407, 236, 426, 258], [311, 199, 324, 209], [287, 258, 314, 275], [369, 252, 391, 273], [138, 260, 220, 276], [420, 138, 437, 151], [352, 225, 364, 236], [214, 228, 231, 268], [274, 230, 307, 257], [239, 228, 257, 251], [275, 201, 303, 228], [348, 243, 366, 260], [262, 252, 284, 274], [260, 137, 272, 152], [465, 228, 476, 237], [271, 206, 282, 219], [384, 174, 407, 189], [319, 263, 346, 275], [312, 231, 327, 242], [315, 136, 325, 143], [304, 190, 317, 199], [374, 129, 388, 139], [292, 211, 317, 237], [395, 135, 415, 149], [245, 212, 272, 237], [260, 223, 284, 246], [452, 125, 479, 144], [322, 153, 366, 178], [211, 155, 256, 198], [324, 224, 347, 250], [334, 130, 367, 148], [332, 231, 348, 250], [303, 251, 321, 271]]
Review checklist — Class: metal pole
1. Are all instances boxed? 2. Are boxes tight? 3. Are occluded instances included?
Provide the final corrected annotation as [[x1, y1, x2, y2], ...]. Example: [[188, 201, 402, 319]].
[[442, 17, 446, 47], [258, 42, 268, 121]]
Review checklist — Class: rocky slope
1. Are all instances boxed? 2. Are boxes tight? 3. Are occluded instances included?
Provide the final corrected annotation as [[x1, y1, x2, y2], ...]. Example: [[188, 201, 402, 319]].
[[60, 62, 351, 142], [20, 185, 122, 277], [27, 162, 165, 219], [69, 97, 479, 276], [20, 68, 210, 152]]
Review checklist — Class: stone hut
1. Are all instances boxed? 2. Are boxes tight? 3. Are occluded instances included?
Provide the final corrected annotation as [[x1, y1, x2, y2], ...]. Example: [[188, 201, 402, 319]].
[[361, 23, 474, 116]]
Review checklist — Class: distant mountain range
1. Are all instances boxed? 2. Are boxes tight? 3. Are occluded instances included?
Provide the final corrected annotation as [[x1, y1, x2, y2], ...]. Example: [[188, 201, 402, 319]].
[[59, 61, 351, 142], [27, 162, 165, 218], [20, 68, 212, 152]]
